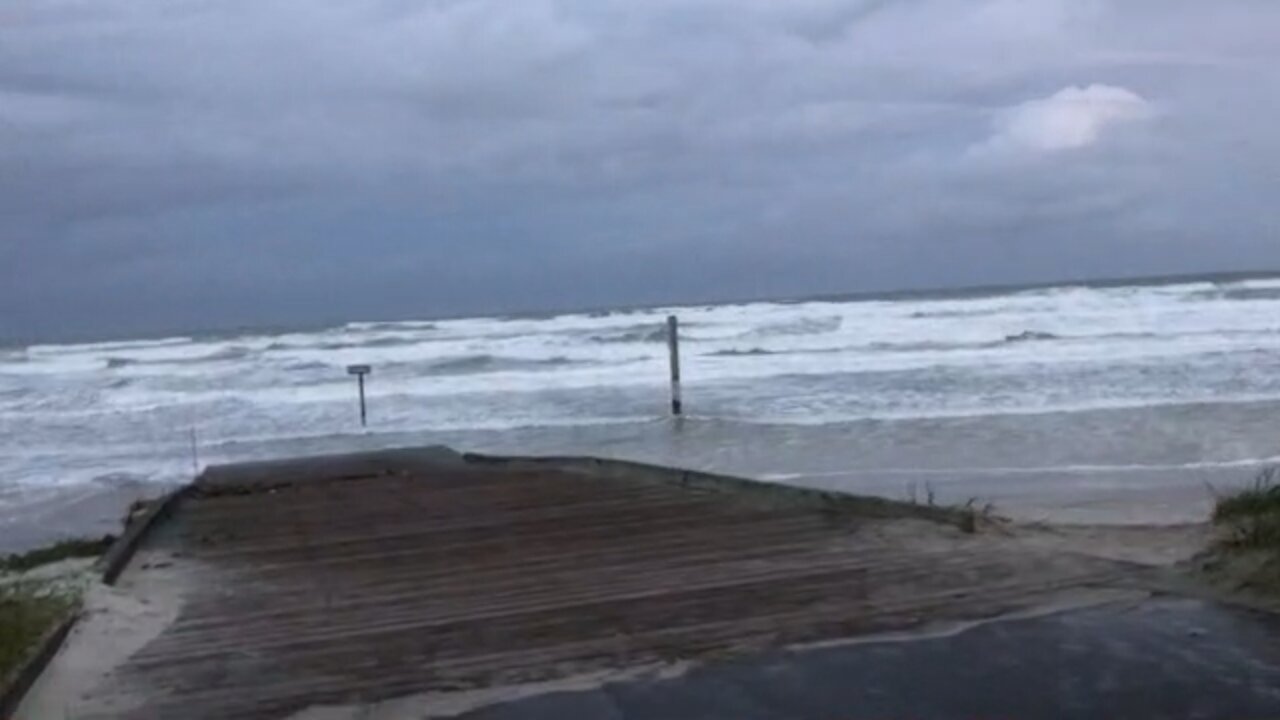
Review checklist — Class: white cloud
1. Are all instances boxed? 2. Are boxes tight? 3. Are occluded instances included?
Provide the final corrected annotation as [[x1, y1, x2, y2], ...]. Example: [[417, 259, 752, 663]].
[[979, 84, 1153, 154]]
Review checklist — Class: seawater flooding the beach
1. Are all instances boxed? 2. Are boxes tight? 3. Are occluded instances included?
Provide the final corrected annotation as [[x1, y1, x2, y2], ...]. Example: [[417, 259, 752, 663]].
[[4, 275, 1280, 548]]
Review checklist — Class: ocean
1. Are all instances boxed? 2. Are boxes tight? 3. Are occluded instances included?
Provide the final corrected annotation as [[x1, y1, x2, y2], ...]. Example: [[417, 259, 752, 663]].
[[4, 274, 1280, 549]]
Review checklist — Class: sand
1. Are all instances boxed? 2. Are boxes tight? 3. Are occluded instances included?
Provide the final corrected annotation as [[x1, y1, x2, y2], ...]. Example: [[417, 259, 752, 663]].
[[14, 550, 189, 720], [1010, 521, 1213, 567], [0, 480, 170, 555]]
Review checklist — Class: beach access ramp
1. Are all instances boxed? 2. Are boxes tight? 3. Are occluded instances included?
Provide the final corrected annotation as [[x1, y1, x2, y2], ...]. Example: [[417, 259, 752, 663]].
[[15, 448, 1280, 719]]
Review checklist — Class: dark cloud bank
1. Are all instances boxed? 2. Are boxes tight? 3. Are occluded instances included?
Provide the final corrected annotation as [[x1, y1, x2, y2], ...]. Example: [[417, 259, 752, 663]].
[[3, 0, 1279, 342]]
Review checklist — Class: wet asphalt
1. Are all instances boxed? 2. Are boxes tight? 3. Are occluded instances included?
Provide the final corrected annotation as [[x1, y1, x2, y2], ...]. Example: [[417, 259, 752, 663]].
[[454, 598, 1280, 720]]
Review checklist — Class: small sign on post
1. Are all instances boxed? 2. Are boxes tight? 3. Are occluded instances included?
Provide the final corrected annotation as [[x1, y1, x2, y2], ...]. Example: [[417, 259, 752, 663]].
[[346, 364, 372, 427], [667, 315, 682, 416]]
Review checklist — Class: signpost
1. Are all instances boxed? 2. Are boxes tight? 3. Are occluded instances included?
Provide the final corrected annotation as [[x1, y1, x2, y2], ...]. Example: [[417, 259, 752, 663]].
[[347, 364, 372, 427]]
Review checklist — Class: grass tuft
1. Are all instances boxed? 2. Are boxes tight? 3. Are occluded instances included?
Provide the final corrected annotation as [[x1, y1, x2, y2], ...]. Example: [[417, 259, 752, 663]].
[[905, 484, 994, 534], [1202, 468, 1280, 596], [957, 497, 997, 535], [1212, 468, 1280, 549]]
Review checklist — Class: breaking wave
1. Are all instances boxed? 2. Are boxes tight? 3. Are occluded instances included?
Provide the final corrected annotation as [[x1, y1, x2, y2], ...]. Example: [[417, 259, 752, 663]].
[[265, 335, 426, 352], [589, 325, 669, 344], [1004, 331, 1059, 343], [911, 308, 1000, 320], [749, 315, 842, 337], [424, 355, 579, 375], [706, 348, 776, 357], [104, 345, 253, 369], [283, 361, 329, 372], [344, 321, 437, 332], [1187, 287, 1280, 302]]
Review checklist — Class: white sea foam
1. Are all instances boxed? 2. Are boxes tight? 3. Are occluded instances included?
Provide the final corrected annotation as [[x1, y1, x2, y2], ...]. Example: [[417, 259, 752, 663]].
[[5, 278, 1280, 496]]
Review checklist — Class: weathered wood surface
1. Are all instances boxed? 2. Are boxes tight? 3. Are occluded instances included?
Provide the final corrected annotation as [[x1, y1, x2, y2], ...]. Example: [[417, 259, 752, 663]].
[[81, 452, 1130, 719]]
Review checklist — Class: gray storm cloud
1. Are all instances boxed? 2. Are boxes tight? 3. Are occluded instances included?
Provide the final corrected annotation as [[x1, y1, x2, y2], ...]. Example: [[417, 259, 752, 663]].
[[2, 0, 1279, 341]]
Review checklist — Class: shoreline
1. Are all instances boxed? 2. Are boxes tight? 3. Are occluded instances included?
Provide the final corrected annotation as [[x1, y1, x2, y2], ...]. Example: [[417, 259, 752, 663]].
[[0, 469, 1225, 554], [8, 396, 1276, 552], [0, 450, 1247, 554]]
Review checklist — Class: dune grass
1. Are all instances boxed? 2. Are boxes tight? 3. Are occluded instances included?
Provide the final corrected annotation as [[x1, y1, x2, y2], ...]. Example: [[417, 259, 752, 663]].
[[1213, 468, 1280, 550], [1205, 468, 1280, 596], [905, 481, 996, 534]]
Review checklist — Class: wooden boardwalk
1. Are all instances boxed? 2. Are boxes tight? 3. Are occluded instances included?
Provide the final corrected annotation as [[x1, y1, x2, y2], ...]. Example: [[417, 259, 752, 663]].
[[75, 450, 1134, 719]]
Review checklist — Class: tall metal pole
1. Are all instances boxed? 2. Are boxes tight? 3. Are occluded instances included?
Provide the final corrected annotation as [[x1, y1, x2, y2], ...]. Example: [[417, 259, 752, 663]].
[[667, 315, 682, 416], [358, 373, 367, 427]]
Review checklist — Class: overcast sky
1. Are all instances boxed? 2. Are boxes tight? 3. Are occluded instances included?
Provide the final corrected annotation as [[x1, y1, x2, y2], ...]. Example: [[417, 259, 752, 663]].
[[3, 0, 1279, 341]]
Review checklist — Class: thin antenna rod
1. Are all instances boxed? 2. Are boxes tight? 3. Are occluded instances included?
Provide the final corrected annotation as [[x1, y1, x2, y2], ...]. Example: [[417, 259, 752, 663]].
[[189, 426, 200, 477]]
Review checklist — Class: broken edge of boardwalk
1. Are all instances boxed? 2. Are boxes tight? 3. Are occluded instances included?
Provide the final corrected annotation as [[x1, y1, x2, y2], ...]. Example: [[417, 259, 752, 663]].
[[462, 451, 980, 529], [98, 486, 194, 586]]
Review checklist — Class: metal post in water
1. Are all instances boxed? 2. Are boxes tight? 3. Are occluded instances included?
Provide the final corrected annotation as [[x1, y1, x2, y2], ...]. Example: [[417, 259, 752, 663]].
[[347, 364, 372, 427], [358, 374, 366, 426], [667, 315, 682, 416]]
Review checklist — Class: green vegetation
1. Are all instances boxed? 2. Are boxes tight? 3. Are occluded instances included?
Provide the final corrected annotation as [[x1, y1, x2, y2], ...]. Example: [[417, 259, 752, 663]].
[[1204, 468, 1280, 595], [0, 535, 113, 574], [0, 536, 109, 682], [1214, 468, 1280, 546], [0, 581, 79, 680]]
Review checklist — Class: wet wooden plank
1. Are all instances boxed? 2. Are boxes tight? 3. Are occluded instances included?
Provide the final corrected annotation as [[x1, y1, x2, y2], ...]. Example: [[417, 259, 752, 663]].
[[79, 453, 1130, 720]]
